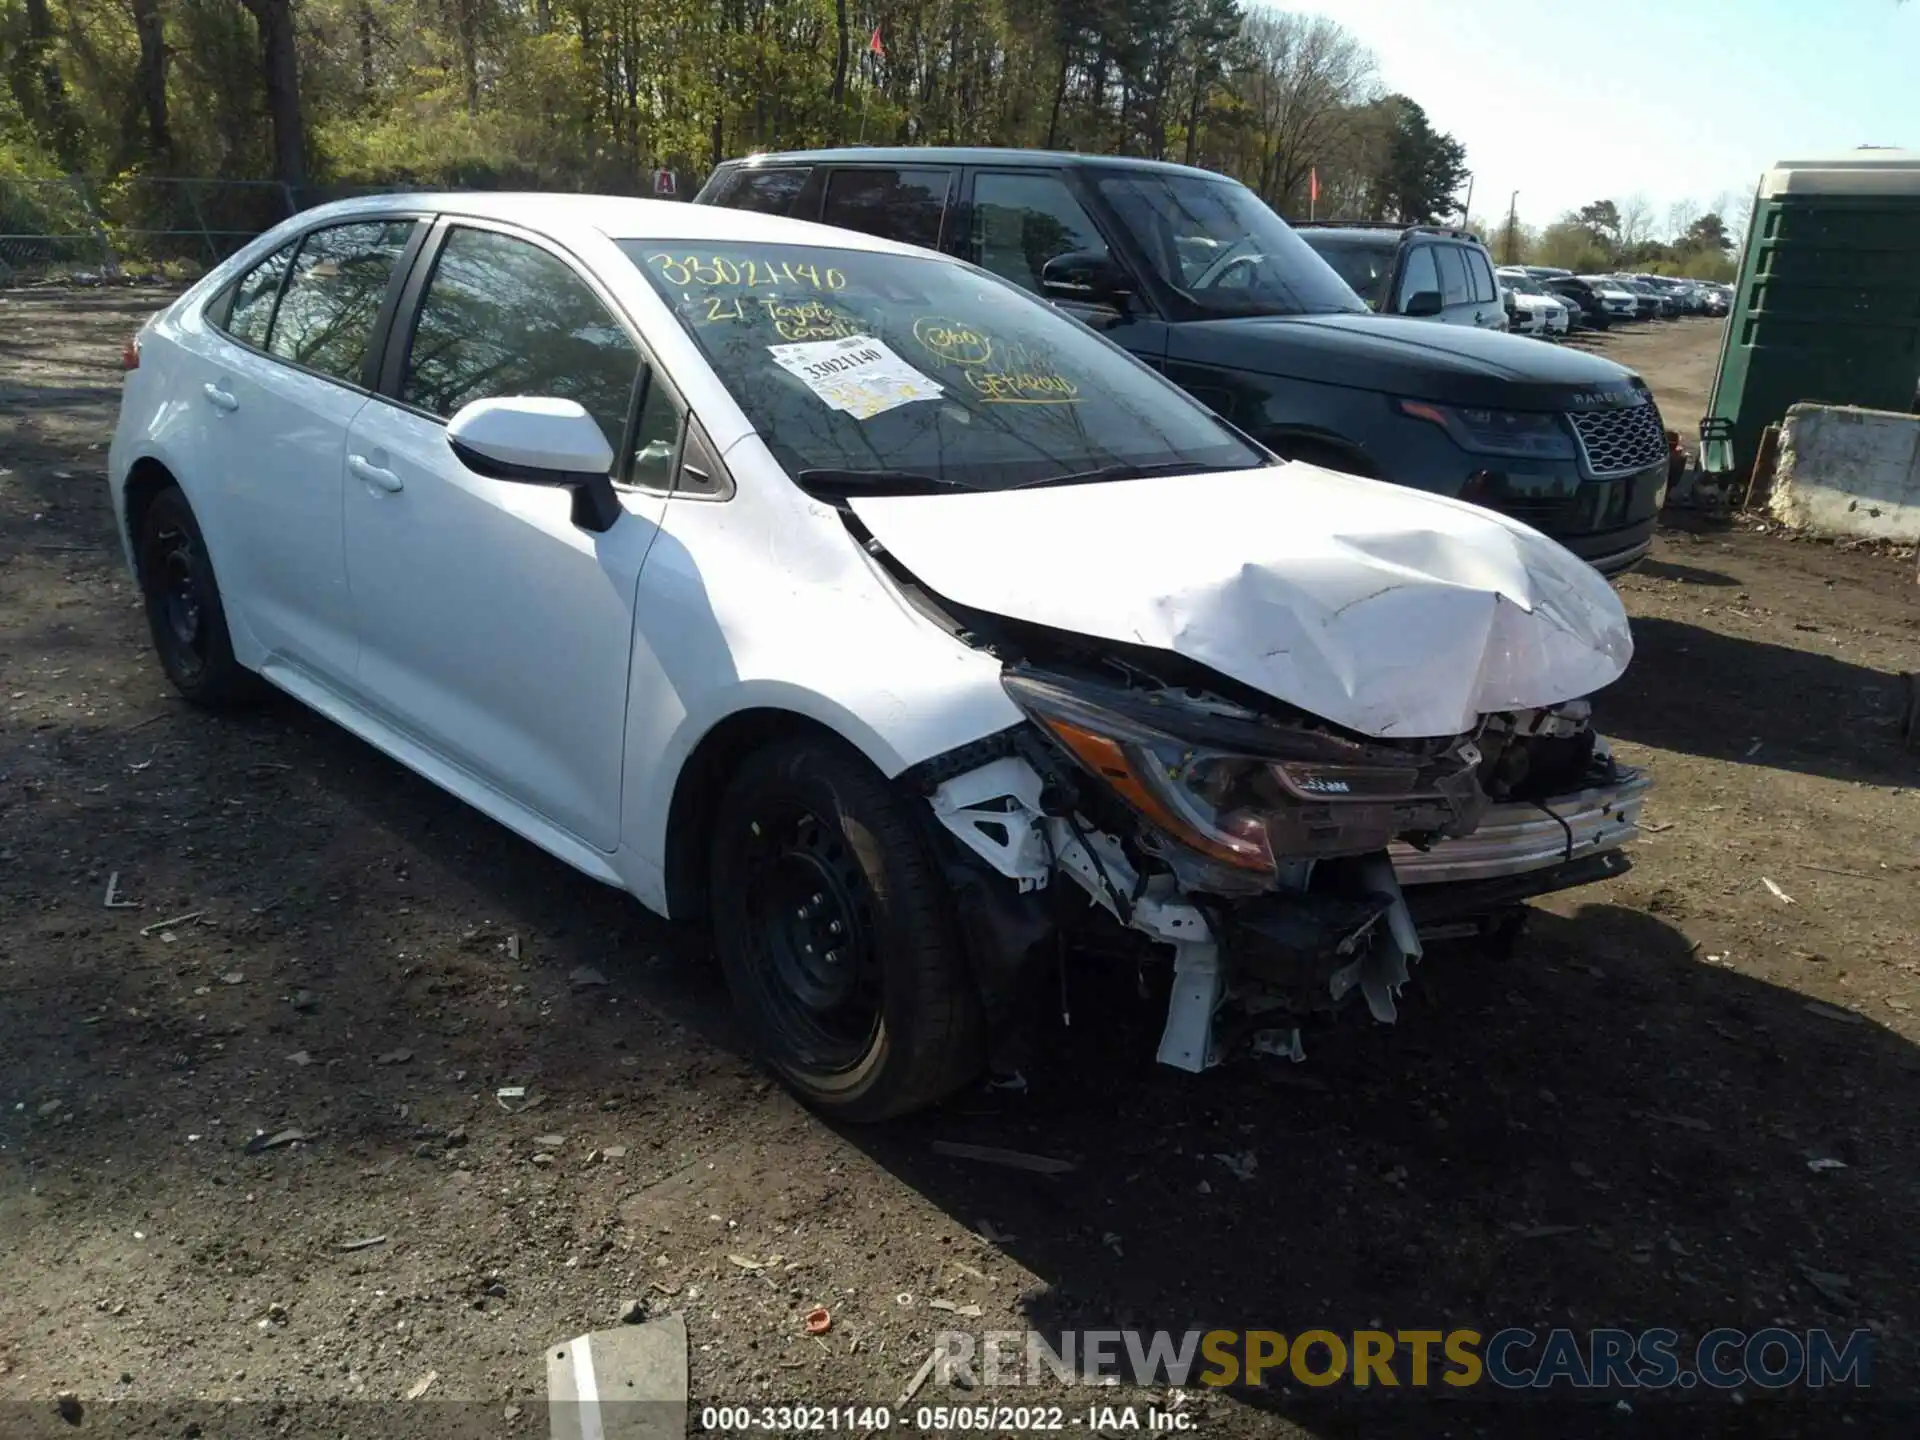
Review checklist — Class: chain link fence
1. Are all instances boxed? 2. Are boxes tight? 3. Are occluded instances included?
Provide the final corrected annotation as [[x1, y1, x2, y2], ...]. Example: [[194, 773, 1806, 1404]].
[[0, 177, 408, 284]]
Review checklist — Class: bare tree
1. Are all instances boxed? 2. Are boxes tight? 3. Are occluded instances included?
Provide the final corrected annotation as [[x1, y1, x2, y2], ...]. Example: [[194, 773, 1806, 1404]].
[[1236, 12, 1378, 210], [1665, 196, 1698, 243], [1616, 192, 1655, 250]]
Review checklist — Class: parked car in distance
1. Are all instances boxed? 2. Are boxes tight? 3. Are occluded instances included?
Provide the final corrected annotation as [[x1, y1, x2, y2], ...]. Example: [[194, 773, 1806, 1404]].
[[1291, 221, 1508, 331], [1601, 276, 1666, 321], [108, 192, 1652, 1119], [1578, 276, 1644, 322], [1495, 267, 1572, 336], [697, 148, 1670, 576], [1497, 279, 1542, 335], [1539, 275, 1615, 329]]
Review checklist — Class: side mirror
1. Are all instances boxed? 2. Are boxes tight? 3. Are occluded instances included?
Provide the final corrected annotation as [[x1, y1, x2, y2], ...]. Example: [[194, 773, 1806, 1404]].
[[1040, 250, 1133, 308], [447, 397, 622, 533], [1403, 289, 1444, 318]]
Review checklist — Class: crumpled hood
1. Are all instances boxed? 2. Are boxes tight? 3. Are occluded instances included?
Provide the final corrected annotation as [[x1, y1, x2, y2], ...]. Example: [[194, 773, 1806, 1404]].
[[849, 464, 1634, 739]]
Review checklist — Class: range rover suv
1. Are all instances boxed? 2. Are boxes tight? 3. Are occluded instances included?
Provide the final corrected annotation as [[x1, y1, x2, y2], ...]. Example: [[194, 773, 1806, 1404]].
[[696, 149, 1669, 575]]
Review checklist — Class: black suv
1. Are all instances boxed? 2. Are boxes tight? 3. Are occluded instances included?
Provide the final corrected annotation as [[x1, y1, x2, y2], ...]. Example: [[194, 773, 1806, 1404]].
[[696, 149, 1668, 575], [1293, 221, 1508, 331]]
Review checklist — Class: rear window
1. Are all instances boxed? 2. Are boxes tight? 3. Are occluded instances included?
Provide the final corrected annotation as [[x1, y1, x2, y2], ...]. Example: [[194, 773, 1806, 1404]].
[[708, 166, 812, 216], [624, 240, 1262, 492]]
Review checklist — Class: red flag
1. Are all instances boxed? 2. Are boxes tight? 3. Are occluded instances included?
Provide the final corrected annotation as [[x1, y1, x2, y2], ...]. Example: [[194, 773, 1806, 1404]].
[[869, 25, 884, 57]]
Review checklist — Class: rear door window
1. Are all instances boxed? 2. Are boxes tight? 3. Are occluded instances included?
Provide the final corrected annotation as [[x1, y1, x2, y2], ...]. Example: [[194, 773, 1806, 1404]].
[[1466, 248, 1498, 304], [266, 219, 416, 384], [221, 240, 297, 348], [1435, 245, 1473, 307], [714, 166, 811, 216], [820, 168, 952, 250], [1395, 245, 1439, 308], [967, 171, 1110, 295]]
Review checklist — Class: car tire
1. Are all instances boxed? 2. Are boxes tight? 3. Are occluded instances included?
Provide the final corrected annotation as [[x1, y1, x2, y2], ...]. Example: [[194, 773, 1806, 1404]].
[[135, 485, 263, 709], [709, 736, 984, 1121]]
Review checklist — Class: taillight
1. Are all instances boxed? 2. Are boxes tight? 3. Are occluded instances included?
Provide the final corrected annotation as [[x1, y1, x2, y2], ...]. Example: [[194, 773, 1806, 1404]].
[[121, 334, 141, 371]]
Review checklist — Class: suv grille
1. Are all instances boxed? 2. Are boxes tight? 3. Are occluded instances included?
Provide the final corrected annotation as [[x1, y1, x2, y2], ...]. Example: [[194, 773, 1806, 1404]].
[[1568, 398, 1667, 477]]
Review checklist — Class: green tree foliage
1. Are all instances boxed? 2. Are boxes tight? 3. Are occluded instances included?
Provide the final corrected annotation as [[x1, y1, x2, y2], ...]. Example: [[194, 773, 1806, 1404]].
[[0, 0, 1470, 220]]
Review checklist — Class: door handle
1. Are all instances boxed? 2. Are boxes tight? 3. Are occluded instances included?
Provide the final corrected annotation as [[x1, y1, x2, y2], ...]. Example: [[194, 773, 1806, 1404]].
[[348, 454, 403, 493], [202, 383, 239, 412]]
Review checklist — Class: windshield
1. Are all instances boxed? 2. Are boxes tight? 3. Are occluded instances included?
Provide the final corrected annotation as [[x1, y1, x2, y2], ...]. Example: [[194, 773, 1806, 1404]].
[[1297, 234, 1395, 309], [623, 240, 1264, 492], [1093, 172, 1368, 318]]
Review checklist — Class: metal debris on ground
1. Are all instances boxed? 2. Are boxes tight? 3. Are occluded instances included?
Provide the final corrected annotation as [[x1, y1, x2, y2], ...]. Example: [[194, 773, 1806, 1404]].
[[805, 1306, 832, 1334], [569, 965, 609, 989], [1761, 877, 1796, 904], [139, 908, 204, 936], [1642, 821, 1675, 834], [932, 1141, 1074, 1175], [337, 1234, 388, 1251], [496, 1085, 529, 1112], [405, 1370, 438, 1399], [1806, 1157, 1848, 1174], [506, 934, 521, 960], [898, 1346, 942, 1405], [546, 1315, 688, 1440], [927, 1298, 984, 1318], [244, 1128, 312, 1154], [102, 871, 140, 909], [1803, 1001, 1865, 1026]]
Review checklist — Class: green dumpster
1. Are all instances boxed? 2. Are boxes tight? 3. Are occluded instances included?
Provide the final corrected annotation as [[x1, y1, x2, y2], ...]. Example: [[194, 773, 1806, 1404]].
[[1700, 151, 1920, 485]]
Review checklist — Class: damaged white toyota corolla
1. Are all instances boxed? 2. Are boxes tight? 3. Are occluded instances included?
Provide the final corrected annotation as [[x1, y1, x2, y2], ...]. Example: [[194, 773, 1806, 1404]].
[[109, 195, 1648, 1118]]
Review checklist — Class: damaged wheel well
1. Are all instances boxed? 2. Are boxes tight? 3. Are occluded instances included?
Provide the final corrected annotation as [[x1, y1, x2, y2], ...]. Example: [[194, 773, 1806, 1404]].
[[662, 708, 855, 922]]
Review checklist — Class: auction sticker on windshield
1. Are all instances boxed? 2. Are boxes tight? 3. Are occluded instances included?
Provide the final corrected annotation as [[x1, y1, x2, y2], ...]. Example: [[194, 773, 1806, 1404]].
[[767, 334, 943, 420]]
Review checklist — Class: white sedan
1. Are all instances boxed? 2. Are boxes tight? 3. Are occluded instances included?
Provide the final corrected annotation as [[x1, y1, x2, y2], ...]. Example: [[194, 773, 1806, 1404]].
[[1495, 270, 1571, 336], [109, 195, 1647, 1117]]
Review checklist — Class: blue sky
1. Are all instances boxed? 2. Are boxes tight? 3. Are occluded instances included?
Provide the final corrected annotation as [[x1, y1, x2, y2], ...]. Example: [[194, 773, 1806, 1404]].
[[1303, 0, 1920, 234]]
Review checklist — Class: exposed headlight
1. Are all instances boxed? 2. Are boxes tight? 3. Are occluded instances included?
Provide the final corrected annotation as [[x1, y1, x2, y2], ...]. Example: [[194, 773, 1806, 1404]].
[[1395, 399, 1577, 460], [1001, 671, 1483, 885]]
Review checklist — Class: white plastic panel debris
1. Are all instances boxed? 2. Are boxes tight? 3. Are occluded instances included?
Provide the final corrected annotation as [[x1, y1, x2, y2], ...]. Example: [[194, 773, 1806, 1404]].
[[851, 466, 1634, 739]]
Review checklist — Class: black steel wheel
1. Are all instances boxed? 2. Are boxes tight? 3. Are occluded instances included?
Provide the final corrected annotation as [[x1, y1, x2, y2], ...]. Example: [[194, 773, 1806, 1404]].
[[709, 737, 983, 1120], [136, 485, 260, 708]]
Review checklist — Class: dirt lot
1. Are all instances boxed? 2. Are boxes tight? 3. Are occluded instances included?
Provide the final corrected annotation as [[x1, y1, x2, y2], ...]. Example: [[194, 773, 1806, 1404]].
[[2, 294, 1916, 1437]]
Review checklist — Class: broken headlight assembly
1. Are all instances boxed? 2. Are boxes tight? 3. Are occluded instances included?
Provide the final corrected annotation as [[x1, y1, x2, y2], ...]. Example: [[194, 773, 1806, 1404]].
[[1001, 670, 1488, 891], [1394, 399, 1577, 461]]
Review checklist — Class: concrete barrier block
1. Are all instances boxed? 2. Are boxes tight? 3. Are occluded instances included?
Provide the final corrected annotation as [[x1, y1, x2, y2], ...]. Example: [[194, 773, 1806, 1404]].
[[1768, 402, 1920, 541]]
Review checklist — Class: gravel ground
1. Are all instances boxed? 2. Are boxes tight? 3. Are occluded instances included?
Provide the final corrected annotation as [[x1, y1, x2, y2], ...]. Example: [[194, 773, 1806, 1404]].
[[1, 293, 1916, 1438]]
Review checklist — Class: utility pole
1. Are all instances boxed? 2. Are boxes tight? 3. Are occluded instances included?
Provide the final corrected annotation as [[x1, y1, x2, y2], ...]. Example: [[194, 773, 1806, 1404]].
[[1505, 190, 1520, 265], [1459, 173, 1474, 230]]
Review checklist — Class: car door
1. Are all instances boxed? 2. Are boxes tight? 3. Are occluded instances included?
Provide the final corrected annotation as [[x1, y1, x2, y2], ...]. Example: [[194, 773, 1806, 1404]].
[[341, 218, 673, 851], [193, 216, 421, 682], [961, 168, 1170, 368]]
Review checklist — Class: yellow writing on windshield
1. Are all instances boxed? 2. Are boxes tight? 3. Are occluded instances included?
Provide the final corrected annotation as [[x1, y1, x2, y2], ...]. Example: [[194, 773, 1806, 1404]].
[[647, 253, 846, 291], [911, 316, 994, 367], [764, 298, 863, 342], [952, 339, 1080, 405]]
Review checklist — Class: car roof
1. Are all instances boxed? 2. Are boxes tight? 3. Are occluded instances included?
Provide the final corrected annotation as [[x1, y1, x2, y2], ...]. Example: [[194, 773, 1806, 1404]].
[[278, 190, 941, 257], [715, 146, 1232, 181]]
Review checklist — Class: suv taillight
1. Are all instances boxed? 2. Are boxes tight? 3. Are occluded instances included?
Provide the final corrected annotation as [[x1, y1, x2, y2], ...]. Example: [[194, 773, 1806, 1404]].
[[121, 334, 141, 371]]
